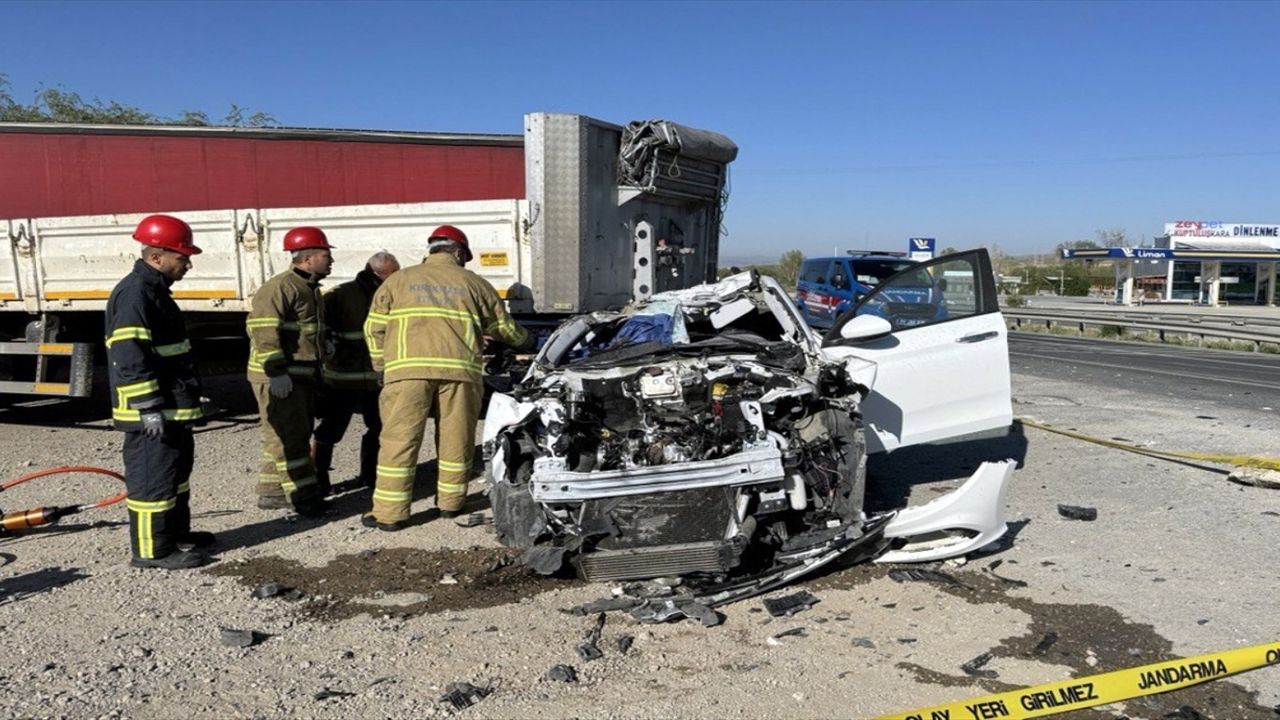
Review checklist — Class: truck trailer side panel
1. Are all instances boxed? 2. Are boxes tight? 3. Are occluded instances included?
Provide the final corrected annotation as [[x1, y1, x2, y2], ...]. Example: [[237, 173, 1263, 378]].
[[0, 131, 525, 218]]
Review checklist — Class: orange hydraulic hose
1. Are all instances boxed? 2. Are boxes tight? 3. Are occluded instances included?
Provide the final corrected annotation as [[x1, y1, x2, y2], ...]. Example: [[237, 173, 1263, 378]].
[[0, 466, 127, 533]]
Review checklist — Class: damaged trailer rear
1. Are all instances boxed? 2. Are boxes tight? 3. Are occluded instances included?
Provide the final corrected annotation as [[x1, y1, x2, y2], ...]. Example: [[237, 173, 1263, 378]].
[[483, 254, 1016, 603]]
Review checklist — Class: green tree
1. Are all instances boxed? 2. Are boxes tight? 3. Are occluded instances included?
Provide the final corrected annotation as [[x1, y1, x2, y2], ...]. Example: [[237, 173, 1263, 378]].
[[0, 73, 277, 127], [775, 249, 804, 289]]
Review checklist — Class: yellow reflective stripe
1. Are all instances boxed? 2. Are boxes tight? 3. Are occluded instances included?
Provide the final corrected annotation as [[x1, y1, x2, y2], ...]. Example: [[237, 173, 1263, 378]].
[[437, 481, 468, 493], [280, 476, 316, 493], [106, 326, 152, 347], [138, 509, 151, 558], [155, 339, 191, 356], [246, 317, 282, 329], [384, 357, 483, 373], [373, 488, 413, 502], [364, 315, 388, 352], [281, 321, 319, 334], [113, 407, 204, 422], [436, 459, 469, 473], [389, 307, 479, 323], [275, 457, 311, 471], [177, 482, 190, 494], [127, 497, 176, 512], [376, 464, 415, 478], [255, 349, 285, 363], [118, 379, 160, 397]]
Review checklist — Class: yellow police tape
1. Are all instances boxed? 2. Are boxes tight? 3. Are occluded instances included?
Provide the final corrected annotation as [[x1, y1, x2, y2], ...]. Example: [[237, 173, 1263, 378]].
[[1018, 417, 1280, 472], [876, 640, 1280, 720]]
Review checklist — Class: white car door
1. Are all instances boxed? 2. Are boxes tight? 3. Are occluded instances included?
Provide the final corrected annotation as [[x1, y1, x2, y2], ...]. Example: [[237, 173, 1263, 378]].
[[819, 249, 1012, 453]]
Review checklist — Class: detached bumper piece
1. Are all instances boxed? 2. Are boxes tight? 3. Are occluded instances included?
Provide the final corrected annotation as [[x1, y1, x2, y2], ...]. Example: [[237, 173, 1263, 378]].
[[876, 459, 1015, 564]]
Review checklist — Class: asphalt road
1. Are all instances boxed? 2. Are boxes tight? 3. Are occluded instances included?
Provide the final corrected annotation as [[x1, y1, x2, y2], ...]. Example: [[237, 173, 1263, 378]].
[[1009, 333, 1280, 412]]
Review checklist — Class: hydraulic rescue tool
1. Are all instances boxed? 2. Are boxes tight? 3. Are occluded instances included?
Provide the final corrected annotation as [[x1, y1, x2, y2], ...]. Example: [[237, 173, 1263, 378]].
[[0, 466, 126, 535]]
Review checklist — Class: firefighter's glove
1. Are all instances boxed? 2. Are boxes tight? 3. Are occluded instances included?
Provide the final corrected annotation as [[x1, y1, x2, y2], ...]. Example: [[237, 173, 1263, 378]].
[[140, 411, 166, 439], [268, 374, 294, 399]]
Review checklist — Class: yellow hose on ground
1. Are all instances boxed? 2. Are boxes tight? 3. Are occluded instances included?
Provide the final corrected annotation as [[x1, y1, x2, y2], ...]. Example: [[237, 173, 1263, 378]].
[[1017, 418, 1280, 472]]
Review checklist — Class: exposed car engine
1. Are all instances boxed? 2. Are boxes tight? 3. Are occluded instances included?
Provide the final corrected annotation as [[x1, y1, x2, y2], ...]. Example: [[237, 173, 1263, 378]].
[[485, 273, 884, 591]]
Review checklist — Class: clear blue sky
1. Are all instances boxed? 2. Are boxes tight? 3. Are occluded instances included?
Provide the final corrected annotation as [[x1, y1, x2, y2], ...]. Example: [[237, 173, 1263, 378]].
[[5, 1, 1278, 261]]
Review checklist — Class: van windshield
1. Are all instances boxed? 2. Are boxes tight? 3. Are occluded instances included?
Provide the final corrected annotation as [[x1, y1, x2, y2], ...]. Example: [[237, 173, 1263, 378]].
[[852, 260, 917, 286]]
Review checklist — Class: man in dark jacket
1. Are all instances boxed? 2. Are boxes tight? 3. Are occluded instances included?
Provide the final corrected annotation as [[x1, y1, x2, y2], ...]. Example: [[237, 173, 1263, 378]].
[[315, 252, 400, 492], [105, 214, 213, 569]]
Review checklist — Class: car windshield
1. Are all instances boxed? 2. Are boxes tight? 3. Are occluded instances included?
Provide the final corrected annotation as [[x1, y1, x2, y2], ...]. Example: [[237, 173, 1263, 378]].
[[852, 260, 916, 285]]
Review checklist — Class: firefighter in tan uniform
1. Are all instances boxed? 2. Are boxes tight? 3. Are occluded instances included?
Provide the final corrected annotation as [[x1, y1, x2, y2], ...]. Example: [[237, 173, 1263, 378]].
[[362, 225, 533, 530], [246, 227, 334, 516], [315, 252, 400, 489]]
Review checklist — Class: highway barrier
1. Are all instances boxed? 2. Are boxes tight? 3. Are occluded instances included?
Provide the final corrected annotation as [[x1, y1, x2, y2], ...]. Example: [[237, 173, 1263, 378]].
[[1004, 309, 1280, 351]]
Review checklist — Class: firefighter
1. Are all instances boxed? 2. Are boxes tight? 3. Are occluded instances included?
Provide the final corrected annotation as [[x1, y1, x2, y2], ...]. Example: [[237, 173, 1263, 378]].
[[105, 214, 212, 569], [314, 251, 401, 491], [246, 227, 333, 515], [362, 225, 534, 531]]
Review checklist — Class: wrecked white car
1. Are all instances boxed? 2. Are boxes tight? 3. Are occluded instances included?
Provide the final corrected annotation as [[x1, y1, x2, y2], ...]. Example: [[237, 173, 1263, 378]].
[[483, 250, 1014, 605]]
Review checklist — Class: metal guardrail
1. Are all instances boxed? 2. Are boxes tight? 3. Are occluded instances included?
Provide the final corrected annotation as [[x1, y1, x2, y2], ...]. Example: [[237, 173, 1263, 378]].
[[1007, 306, 1280, 329], [1003, 309, 1280, 351]]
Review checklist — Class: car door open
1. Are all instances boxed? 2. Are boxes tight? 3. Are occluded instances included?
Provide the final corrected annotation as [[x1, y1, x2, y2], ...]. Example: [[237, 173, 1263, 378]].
[[820, 249, 1012, 453]]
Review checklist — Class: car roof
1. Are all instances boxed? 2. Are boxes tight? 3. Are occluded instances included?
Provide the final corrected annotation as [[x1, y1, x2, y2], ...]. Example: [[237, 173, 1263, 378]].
[[806, 255, 917, 263]]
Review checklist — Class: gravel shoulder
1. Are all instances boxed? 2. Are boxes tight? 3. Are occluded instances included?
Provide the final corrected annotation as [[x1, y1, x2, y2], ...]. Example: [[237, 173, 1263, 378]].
[[1, 366, 1277, 719]]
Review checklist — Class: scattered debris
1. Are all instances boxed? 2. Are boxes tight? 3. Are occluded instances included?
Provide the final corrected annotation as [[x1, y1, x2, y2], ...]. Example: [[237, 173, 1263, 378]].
[[250, 582, 306, 601], [313, 688, 356, 701], [896, 637, 918, 644], [887, 567, 970, 589], [616, 635, 634, 655], [219, 628, 265, 648], [1227, 467, 1280, 490], [983, 559, 1028, 587], [960, 652, 998, 679], [519, 546, 568, 576], [455, 512, 493, 528], [563, 597, 644, 616], [576, 613, 606, 661], [851, 637, 876, 649], [544, 665, 578, 683], [439, 682, 492, 710], [628, 598, 722, 627], [484, 555, 513, 574], [767, 627, 807, 646], [1031, 631, 1059, 656], [439, 574, 459, 585], [1057, 504, 1098, 521], [356, 549, 378, 560], [576, 642, 603, 661], [763, 590, 820, 618], [252, 582, 287, 599]]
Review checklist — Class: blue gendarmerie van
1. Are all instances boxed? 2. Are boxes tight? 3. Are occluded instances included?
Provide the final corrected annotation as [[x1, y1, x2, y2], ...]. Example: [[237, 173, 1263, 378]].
[[794, 251, 923, 328]]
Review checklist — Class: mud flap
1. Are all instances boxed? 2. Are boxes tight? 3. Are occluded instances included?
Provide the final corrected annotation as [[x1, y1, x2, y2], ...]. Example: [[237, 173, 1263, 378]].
[[875, 459, 1014, 564]]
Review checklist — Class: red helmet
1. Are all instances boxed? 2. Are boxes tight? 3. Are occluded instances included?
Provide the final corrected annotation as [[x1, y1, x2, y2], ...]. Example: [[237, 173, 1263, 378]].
[[429, 224, 472, 262], [283, 226, 334, 252], [133, 214, 202, 256]]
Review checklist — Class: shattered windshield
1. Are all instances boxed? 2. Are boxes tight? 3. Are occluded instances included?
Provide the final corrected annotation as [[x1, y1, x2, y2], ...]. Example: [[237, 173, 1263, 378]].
[[548, 291, 795, 369]]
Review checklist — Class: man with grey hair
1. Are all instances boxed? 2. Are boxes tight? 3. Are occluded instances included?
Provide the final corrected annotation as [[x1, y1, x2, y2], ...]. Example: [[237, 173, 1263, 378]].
[[245, 226, 334, 516], [315, 251, 401, 491]]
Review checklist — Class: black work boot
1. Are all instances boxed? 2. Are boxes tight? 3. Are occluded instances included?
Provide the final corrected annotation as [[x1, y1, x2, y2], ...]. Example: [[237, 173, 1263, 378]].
[[292, 496, 331, 518], [131, 549, 208, 570], [313, 442, 335, 497], [361, 514, 405, 532]]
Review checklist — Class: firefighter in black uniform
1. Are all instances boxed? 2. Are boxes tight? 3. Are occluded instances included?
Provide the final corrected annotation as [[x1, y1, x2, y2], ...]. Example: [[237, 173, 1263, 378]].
[[105, 214, 213, 569]]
